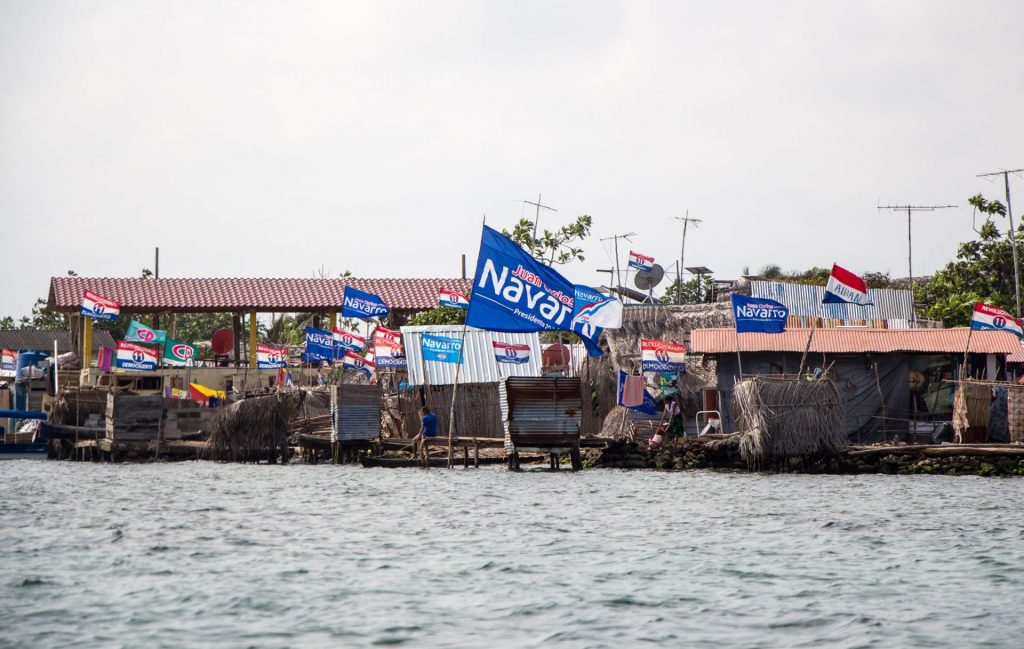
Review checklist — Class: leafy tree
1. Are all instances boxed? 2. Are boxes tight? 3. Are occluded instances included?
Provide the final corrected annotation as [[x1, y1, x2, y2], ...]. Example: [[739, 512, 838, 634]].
[[919, 195, 1020, 326], [661, 275, 715, 304], [405, 307, 466, 326], [502, 215, 593, 265]]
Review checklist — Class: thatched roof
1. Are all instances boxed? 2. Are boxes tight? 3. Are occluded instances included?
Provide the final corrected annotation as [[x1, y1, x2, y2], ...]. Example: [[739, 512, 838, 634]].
[[604, 303, 732, 390], [732, 376, 845, 466], [202, 388, 330, 462]]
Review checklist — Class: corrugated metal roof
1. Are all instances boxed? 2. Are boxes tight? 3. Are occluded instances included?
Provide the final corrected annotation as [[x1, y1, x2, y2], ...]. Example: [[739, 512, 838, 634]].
[[0, 330, 116, 353], [400, 325, 542, 385], [1008, 341, 1024, 363], [750, 281, 913, 321], [49, 277, 472, 312], [691, 328, 1022, 354]]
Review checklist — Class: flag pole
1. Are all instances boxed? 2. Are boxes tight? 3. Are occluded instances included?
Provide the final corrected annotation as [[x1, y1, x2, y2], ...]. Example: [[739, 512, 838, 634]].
[[448, 216, 484, 469], [798, 311, 819, 377], [447, 323, 468, 469], [734, 326, 744, 378]]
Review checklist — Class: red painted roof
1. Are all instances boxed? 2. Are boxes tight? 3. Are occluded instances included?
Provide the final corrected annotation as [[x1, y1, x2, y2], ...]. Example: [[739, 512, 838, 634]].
[[691, 328, 1022, 355], [48, 277, 473, 313]]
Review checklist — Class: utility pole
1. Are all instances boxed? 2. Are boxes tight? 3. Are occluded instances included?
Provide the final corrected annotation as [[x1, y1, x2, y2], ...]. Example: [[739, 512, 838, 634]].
[[672, 211, 702, 305], [599, 232, 636, 301], [977, 168, 1023, 317], [524, 194, 557, 245], [878, 203, 957, 326]]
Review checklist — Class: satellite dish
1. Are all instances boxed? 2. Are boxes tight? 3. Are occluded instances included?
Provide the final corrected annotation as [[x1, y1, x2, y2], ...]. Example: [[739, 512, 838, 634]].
[[633, 264, 665, 291], [211, 327, 234, 355]]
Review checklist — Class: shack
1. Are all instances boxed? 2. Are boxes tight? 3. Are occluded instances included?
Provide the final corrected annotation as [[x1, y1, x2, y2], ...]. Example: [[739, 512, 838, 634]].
[[691, 327, 1022, 442], [499, 376, 583, 470]]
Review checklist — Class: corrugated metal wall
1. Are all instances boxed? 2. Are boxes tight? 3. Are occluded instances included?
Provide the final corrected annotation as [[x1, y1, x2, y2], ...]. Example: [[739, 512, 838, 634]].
[[401, 325, 542, 386], [750, 281, 914, 323], [330, 384, 382, 441], [499, 377, 582, 451]]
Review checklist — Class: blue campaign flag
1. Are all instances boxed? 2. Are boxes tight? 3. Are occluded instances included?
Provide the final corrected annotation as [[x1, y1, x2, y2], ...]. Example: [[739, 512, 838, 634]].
[[465, 225, 604, 356], [303, 326, 334, 363], [421, 333, 463, 364], [731, 294, 789, 334], [616, 371, 659, 416], [342, 286, 390, 320]]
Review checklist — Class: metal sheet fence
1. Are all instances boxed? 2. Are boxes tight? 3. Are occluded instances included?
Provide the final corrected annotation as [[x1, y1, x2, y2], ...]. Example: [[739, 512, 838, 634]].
[[751, 281, 913, 323], [400, 326, 542, 386]]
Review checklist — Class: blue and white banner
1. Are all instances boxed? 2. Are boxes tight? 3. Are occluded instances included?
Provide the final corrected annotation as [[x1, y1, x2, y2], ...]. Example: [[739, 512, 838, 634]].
[[303, 327, 334, 363], [971, 303, 1024, 339], [641, 339, 687, 373], [332, 328, 366, 354], [492, 341, 530, 364], [342, 286, 390, 320], [617, 370, 659, 416], [572, 286, 623, 329], [439, 288, 470, 310], [80, 290, 120, 321], [116, 341, 157, 371], [342, 350, 375, 377], [466, 225, 604, 356], [421, 333, 463, 364], [731, 294, 789, 334]]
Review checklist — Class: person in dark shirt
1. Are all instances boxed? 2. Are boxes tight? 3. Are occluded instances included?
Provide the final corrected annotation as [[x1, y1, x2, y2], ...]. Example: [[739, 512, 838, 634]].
[[414, 407, 438, 461]]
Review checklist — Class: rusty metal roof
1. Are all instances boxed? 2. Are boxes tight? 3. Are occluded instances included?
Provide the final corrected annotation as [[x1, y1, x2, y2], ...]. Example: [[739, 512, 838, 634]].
[[691, 328, 1022, 354], [48, 277, 472, 313]]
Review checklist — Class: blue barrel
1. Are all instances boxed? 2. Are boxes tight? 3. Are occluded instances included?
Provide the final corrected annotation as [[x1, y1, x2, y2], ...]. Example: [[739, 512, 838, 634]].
[[14, 350, 50, 411]]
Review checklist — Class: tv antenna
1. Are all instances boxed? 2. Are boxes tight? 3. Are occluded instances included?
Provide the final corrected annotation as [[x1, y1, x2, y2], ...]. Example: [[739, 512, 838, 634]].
[[523, 194, 557, 243], [599, 232, 636, 299], [672, 211, 703, 304], [977, 167, 1024, 317], [634, 263, 666, 303], [877, 202, 957, 325]]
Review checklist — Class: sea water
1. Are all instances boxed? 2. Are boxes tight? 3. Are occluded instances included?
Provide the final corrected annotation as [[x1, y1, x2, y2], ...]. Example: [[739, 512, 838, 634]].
[[2, 462, 1023, 648]]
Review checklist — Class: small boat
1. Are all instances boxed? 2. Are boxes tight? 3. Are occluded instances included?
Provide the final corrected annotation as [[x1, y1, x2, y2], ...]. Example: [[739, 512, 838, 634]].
[[0, 409, 50, 459], [0, 441, 48, 459]]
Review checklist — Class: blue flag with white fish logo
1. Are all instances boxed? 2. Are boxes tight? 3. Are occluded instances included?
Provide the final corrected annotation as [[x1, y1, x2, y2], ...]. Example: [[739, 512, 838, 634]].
[[465, 225, 604, 356], [731, 294, 789, 334], [342, 286, 390, 320], [421, 333, 463, 364]]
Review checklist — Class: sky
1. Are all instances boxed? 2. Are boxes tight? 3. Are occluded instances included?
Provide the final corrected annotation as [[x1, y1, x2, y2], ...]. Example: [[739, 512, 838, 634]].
[[2, 0, 1023, 318]]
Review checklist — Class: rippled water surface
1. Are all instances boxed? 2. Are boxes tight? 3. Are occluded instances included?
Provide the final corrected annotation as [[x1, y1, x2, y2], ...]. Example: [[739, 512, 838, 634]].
[[2, 462, 1024, 648]]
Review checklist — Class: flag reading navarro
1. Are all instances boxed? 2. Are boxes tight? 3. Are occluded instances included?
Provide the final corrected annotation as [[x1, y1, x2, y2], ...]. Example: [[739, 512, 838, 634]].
[[823, 264, 874, 306], [421, 333, 463, 363], [572, 286, 623, 329], [628, 250, 654, 272], [492, 341, 530, 364], [465, 225, 604, 356], [439, 288, 470, 310], [80, 290, 120, 321], [342, 286, 390, 319], [116, 341, 157, 371], [640, 339, 687, 373], [971, 303, 1024, 339], [303, 327, 334, 363], [256, 344, 288, 369], [730, 294, 789, 334]]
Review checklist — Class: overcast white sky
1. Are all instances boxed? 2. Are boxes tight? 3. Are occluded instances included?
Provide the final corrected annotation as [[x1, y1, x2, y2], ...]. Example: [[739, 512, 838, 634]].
[[2, 1, 1023, 317]]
